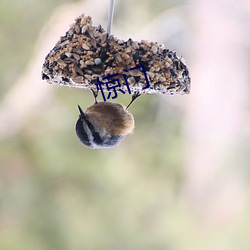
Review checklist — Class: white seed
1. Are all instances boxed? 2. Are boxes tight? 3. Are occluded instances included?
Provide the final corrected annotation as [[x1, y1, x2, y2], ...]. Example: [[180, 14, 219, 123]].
[[85, 60, 94, 65], [100, 33, 107, 43], [80, 16, 88, 26], [125, 48, 132, 53], [127, 77, 135, 84], [141, 40, 150, 47], [94, 58, 102, 65], [85, 75, 92, 80], [116, 55, 123, 63], [130, 69, 141, 77], [72, 53, 80, 60], [72, 76, 83, 83], [81, 25, 88, 34], [65, 52, 72, 58], [159, 44, 165, 49], [118, 39, 125, 45], [75, 24, 80, 34], [132, 41, 139, 50], [123, 54, 130, 60], [151, 45, 158, 54], [147, 72, 154, 78], [149, 67, 155, 72], [82, 43, 90, 50]]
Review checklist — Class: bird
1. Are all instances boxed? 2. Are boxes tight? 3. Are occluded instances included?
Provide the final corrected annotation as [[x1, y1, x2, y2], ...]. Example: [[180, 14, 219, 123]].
[[75, 90, 140, 149]]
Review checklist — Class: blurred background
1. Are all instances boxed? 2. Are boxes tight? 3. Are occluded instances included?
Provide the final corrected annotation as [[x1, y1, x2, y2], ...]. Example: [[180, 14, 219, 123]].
[[1, 0, 250, 249]]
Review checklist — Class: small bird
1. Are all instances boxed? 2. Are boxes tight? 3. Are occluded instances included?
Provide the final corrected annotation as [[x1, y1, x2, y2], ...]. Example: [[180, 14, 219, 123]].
[[75, 91, 139, 149]]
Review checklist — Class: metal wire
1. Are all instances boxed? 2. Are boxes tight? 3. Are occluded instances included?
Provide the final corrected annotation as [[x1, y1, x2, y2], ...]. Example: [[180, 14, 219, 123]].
[[107, 0, 115, 34]]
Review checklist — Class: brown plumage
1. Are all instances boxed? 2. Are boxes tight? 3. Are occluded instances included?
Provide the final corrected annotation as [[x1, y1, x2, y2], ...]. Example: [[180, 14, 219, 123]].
[[85, 102, 134, 136]]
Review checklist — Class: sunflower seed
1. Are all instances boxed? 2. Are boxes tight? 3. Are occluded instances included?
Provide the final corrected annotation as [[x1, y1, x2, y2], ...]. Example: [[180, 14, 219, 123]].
[[82, 43, 90, 50]]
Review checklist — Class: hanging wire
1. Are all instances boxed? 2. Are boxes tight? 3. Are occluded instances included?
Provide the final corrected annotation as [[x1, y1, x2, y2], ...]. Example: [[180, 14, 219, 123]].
[[107, 0, 115, 34]]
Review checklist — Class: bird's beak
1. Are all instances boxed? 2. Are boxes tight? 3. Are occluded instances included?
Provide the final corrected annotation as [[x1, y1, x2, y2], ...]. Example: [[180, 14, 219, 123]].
[[77, 105, 86, 119]]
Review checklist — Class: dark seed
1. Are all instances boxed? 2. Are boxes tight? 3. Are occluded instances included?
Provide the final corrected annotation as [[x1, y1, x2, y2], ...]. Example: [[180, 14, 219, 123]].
[[170, 69, 177, 78], [62, 77, 69, 82], [42, 73, 50, 80]]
